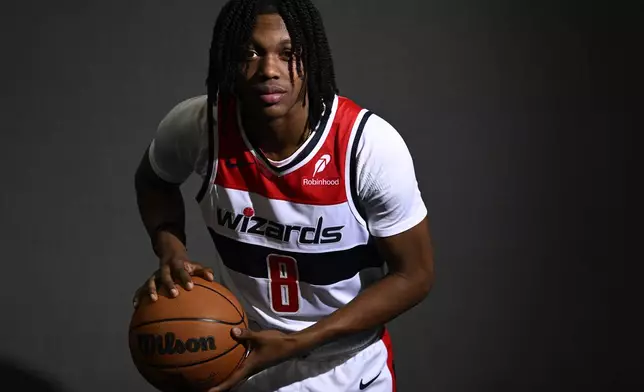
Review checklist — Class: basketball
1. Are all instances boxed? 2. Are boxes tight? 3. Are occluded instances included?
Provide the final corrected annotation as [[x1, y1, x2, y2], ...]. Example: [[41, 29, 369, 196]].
[[128, 276, 249, 392]]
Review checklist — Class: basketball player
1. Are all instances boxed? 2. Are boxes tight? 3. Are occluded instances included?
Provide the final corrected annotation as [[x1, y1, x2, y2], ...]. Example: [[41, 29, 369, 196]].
[[133, 0, 434, 391]]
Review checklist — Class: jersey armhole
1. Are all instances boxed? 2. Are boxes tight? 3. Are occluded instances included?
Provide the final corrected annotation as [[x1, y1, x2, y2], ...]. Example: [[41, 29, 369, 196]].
[[346, 110, 374, 228], [195, 97, 217, 203]]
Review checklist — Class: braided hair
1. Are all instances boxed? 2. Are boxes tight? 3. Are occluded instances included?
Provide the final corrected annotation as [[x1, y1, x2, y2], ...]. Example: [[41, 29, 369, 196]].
[[205, 0, 338, 133]]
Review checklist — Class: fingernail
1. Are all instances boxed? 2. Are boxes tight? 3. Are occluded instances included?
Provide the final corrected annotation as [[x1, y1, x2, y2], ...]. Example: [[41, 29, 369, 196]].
[[171, 288, 178, 296], [187, 281, 194, 289], [207, 272, 214, 280], [150, 293, 158, 301], [232, 327, 241, 336]]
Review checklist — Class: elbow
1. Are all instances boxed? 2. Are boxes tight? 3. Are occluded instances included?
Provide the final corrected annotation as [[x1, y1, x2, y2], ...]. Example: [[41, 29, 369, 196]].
[[412, 258, 435, 301], [388, 254, 435, 301], [417, 251, 435, 299], [395, 265, 434, 303], [414, 269, 434, 300]]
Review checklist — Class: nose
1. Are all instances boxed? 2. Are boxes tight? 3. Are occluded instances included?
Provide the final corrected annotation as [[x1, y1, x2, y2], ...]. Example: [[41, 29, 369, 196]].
[[258, 54, 281, 79]]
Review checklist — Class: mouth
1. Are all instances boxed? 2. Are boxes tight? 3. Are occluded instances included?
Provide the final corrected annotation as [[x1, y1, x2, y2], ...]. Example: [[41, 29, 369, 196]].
[[254, 85, 287, 104], [259, 93, 286, 104]]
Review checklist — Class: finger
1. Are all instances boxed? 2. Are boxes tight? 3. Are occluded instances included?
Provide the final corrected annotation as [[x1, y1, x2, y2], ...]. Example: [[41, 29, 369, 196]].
[[159, 265, 179, 297], [175, 265, 194, 291], [133, 274, 158, 308], [230, 327, 254, 344], [193, 266, 215, 282], [146, 274, 159, 301], [132, 288, 141, 308], [182, 260, 202, 274]]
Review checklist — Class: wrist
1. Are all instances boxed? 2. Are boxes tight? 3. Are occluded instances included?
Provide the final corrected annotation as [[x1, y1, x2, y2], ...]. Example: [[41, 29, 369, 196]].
[[290, 325, 332, 353], [154, 230, 187, 259]]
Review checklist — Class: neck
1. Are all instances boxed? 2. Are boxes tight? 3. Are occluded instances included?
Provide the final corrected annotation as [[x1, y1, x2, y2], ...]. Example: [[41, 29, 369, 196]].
[[241, 104, 311, 162]]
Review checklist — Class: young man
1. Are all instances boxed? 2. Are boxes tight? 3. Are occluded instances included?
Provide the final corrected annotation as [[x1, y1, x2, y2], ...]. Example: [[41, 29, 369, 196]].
[[134, 0, 434, 391]]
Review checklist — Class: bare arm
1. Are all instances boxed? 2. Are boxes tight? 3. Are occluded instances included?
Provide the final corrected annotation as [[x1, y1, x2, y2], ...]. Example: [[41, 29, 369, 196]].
[[135, 96, 207, 258], [133, 96, 213, 304], [135, 146, 188, 257], [291, 113, 433, 350], [292, 217, 434, 348]]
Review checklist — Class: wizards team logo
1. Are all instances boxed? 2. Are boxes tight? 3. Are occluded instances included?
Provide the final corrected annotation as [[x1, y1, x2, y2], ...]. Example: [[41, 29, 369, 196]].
[[215, 207, 344, 244]]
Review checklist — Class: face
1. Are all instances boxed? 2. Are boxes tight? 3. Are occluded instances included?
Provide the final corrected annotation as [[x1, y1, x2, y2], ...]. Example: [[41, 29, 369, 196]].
[[235, 13, 306, 119]]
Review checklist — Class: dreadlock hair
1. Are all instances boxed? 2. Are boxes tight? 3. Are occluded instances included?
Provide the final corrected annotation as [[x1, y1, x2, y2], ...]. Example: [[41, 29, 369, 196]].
[[205, 0, 339, 134]]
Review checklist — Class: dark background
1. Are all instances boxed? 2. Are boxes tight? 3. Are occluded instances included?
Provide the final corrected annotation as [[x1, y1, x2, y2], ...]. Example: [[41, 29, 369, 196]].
[[0, 1, 634, 391]]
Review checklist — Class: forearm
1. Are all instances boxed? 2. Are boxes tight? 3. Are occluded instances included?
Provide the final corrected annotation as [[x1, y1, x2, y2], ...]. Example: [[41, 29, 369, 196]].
[[135, 155, 187, 257], [293, 270, 432, 350]]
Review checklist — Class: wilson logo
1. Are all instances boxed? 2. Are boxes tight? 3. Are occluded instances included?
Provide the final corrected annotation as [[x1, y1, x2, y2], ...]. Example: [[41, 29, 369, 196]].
[[137, 332, 216, 356], [216, 207, 343, 244]]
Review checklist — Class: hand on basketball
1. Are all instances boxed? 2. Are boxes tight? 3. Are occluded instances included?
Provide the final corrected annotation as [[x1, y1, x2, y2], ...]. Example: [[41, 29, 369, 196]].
[[133, 253, 215, 308], [208, 328, 304, 392]]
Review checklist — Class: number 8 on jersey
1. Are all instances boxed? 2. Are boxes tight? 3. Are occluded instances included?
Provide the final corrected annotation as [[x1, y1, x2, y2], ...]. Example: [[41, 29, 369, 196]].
[[267, 254, 300, 314]]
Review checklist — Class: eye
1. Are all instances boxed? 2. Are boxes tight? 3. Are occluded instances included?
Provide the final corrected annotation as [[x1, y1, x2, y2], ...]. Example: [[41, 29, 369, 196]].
[[281, 48, 293, 61], [243, 49, 259, 60]]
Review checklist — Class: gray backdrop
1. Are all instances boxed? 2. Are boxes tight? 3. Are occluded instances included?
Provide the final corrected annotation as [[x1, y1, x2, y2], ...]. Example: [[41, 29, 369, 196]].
[[0, 1, 632, 391]]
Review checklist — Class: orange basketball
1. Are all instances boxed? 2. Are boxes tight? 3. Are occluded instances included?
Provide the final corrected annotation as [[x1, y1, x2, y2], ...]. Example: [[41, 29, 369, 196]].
[[128, 277, 248, 392]]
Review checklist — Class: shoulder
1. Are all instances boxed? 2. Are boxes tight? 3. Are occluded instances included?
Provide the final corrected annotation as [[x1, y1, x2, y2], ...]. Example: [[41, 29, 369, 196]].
[[349, 105, 427, 238], [352, 108, 413, 171], [159, 95, 210, 133], [148, 95, 214, 183], [335, 96, 408, 157]]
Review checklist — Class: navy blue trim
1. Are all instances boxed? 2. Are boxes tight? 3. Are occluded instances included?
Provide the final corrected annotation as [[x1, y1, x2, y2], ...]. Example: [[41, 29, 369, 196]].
[[248, 102, 332, 174], [349, 111, 373, 222], [207, 228, 384, 285]]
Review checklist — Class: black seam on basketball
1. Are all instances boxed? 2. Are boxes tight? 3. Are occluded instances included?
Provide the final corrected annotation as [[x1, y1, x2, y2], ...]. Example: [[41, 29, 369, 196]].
[[144, 342, 244, 369], [130, 317, 246, 330], [193, 283, 245, 321]]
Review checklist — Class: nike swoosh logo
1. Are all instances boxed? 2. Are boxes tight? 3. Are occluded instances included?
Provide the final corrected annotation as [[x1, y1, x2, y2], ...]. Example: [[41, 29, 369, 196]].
[[359, 371, 382, 390]]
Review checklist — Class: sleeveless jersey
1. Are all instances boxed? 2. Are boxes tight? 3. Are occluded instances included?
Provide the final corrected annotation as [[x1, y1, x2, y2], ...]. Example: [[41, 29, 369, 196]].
[[195, 95, 386, 333]]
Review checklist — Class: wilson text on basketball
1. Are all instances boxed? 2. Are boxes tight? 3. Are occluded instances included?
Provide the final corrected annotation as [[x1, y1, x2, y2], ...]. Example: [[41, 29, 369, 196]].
[[137, 332, 216, 355]]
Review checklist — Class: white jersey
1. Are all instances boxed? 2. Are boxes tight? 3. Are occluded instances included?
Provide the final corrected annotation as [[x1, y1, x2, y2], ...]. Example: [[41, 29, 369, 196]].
[[148, 94, 427, 334]]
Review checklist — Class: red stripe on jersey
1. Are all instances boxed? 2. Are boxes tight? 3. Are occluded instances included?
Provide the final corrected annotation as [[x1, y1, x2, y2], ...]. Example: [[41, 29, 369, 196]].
[[382, 328, 397, 392], [214, 97, 364, 206]]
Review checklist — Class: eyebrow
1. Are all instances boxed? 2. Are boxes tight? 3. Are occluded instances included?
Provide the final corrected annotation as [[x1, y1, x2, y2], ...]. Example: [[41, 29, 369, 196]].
[[248, 38, 292, 47]]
